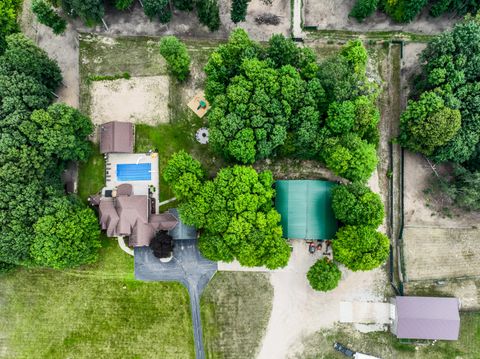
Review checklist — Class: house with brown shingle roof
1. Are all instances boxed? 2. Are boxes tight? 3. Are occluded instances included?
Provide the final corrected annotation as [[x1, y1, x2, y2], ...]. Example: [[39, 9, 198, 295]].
[[100, 121, 134, 154], [98, 192, 177, 247]]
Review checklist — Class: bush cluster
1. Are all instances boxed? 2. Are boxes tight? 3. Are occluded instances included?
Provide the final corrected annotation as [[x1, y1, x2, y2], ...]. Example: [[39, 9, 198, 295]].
[[307, 258, 342, 292], [159, 36, 191, 82], [32, 0, 67, 35]]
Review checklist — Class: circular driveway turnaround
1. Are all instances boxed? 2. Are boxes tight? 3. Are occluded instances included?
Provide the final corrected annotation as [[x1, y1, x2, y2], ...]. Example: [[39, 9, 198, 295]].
[[134, 240, 217, 359]]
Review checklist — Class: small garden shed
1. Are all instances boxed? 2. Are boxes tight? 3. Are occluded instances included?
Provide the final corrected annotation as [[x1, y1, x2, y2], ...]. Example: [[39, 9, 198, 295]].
[[275, 180, 337, 240]]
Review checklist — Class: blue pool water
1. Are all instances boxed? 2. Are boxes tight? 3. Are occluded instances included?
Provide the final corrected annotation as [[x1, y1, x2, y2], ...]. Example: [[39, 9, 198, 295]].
[[116, 163, 152, 181]]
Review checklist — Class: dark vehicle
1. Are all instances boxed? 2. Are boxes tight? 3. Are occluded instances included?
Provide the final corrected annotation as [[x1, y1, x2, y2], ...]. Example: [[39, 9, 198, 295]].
[[333, 342, 355, 357]]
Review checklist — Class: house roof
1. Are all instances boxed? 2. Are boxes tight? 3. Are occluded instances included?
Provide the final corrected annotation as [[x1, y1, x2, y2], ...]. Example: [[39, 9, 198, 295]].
[[98, 195, 178, 247], [275, 180, 338, 240], [395, 296, 460, 340], [99, 121, 134, 154]]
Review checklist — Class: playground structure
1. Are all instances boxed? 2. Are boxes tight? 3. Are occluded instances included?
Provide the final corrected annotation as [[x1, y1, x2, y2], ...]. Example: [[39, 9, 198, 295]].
[[188, 91, 210, 118]]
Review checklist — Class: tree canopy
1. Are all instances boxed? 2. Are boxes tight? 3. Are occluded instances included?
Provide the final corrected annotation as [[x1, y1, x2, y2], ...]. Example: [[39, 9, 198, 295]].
[[399, 91, 461, 156], [0, 35, 98, 267], [31, 197, 101, 269], [332, 225, 389, 271], [307, 258, 342, 291], [32, 0, 67, 35], [23, 103, 94, 161], [204, 30, 379, 182], [61, 0, 104, 25], [159, 36, 191, 81], [164, 152, 291, 269], [332, 182, 384, 227], [0, 0, 20, 54]]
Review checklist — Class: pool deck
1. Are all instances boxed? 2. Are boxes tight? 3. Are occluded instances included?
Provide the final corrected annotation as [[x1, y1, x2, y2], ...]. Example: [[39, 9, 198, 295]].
[[104, 152, 159, 213]]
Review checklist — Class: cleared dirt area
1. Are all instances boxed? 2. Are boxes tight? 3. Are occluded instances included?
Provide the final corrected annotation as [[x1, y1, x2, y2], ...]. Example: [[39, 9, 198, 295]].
[[403, 227, 480, 281], [73, 0, 290, 41], [90, 76, 170, 126], [234, 241, 389, 359], [20, 0, 80, 108], [304, 0, 457, 34]]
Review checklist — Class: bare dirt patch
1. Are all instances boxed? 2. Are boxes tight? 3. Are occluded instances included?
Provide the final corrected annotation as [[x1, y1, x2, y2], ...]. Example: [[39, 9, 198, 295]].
[[20, 0, 80, 108], [403, 226, 480, 281], [249, 241, 389, 359], [90, 76, 169, 126], [304, 0, 458, 34], [220, 0, 291, 41], [73, 0, 290, 41]]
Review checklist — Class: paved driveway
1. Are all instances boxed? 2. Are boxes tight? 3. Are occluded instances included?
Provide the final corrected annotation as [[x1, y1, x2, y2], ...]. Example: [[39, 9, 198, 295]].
[[134, 240, 217, 359]]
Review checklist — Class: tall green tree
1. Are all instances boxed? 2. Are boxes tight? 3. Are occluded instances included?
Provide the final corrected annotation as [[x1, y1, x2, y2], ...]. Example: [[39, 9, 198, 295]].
[[61, 0, 104, 25], [322, 134, 378, 182], [143, 0, 171, 23], [332, 182, 384, 227], [31, 197, 101, 269], [159, 36, 191, 81], [164, 152, 291, 269], [231, 0, 250, 23], [307, 258, 342, 292], [196, 0, 220, 31], [0, 33, 62, 91], [399, 91, 461, 156], [350, 0, 379, 21], [22, 103, 94, 162], [0, 0, 19, 54], [333, 225, 389, 271], [32, 0, 67, 35]]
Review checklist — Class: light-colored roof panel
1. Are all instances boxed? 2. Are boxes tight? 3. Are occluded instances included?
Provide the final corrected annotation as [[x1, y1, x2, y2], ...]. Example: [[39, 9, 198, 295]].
[[395, 296, 460, 340], [275, 180, 337, 240]]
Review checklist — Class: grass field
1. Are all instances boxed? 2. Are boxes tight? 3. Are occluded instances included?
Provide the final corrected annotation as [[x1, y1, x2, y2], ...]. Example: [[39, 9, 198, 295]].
[[0, 239, 194, 359], [201, 272, 273, 359], [77, 143, 105, 202], [295, 312, 480, 359]]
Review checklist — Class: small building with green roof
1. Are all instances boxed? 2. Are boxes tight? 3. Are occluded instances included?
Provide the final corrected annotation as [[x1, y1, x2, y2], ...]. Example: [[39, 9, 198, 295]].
[[275, 180, 338, 240]]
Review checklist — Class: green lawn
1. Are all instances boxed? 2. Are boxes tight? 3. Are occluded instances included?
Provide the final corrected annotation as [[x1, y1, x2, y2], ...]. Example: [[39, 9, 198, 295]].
[[0, 239, 194, 359], [77, 143, 105, 202], [296, 312, 480, 359], [200, 272, 273, 359]]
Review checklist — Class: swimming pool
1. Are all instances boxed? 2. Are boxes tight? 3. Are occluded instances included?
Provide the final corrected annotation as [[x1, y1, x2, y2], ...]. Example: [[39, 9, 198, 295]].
[[116, 163, 152, 181]]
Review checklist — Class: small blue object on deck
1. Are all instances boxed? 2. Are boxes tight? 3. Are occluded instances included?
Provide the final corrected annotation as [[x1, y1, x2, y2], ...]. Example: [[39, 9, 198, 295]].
[[117, 163, 151, 181]]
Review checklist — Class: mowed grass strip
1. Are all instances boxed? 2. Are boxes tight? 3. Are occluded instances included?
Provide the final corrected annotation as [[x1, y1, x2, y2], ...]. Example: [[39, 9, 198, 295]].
[[77, 143, 105, 203], [201, 272, 273, 359], [0, 240, 194, 359], [296, 312, 480, 359]]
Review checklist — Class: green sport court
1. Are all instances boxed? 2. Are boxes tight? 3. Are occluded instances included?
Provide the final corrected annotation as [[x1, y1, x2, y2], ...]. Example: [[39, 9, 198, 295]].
[[275, 180, 338, 240]]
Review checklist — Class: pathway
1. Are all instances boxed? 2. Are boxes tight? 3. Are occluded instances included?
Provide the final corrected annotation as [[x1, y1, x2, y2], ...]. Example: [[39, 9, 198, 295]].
[[134, 240, 217, 359], [292, 0, 304, 39]]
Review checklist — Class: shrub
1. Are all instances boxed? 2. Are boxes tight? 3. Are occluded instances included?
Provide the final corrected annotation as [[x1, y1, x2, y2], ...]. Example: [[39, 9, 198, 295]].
[[0, 0, 19, 53], [333, 225, 389, 271], [349, 0, 379, 21], [32, 0, 67, 35], [115, 0, 134, 11], [231, 0, 250, 23], [384, 0, 428, 23], [322, 134, 378, 182], [159, 36, 191, 81], [332, 182, 384, 227], [31, 197, 101, 269], [164, 152, 291, 269], [399, 91, 461, 156], [307, 258, 342, 291], [196, 0, 220, 31], [143, 0, 171, 23]]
